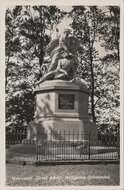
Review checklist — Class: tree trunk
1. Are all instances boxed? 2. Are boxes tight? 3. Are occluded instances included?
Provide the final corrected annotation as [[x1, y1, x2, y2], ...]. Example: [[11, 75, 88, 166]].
[[89, 46, 96, 123], [117, 41, 120, 61], [39, 47, 44, 67], [39, 7, 45, 73], [85, 13, 96, 123]]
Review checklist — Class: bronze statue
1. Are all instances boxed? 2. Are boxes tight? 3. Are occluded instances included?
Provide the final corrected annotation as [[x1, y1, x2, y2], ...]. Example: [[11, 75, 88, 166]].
[[36, 28, 80, 85]]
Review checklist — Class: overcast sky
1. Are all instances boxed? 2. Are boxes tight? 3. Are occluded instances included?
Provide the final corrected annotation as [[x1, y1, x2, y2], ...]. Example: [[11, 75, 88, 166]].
[[51, 6, 72, 39]]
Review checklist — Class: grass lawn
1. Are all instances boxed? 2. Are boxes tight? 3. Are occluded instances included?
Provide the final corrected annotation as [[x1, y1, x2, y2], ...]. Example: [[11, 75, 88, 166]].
[[6, 163, 119, 186]]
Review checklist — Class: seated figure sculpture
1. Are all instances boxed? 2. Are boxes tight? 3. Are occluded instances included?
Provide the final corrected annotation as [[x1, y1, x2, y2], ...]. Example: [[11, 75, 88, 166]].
[[36, 28, 80, 85]]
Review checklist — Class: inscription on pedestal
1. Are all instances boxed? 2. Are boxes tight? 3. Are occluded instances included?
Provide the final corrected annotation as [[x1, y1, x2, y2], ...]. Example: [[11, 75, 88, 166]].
[[58, 94, 74, 109]]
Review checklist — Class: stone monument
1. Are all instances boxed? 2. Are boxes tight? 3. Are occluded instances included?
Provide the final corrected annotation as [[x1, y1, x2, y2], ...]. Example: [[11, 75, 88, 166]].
[[25, 28, 97, 143], [9, 28, 97, 157]]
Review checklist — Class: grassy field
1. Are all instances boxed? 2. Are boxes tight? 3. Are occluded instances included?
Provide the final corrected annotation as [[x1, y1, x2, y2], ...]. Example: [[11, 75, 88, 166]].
[[6, 163, 119, 186]]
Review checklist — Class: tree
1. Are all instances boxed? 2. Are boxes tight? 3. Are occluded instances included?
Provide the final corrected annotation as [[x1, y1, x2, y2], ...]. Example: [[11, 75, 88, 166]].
[[5, 7, 22, 61], [98, 6, 120, 60], [19, 6, 66, 68], [69, 6, 120, 133], [95, 56, 120, 133], [69, 6, 103, 122], [5, 6, 65, 130], [97, 6, 120, 133]]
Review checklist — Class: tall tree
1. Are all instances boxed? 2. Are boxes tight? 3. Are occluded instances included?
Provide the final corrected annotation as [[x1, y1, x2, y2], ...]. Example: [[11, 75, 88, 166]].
[[5, 6, 65, 129], [97, 6, 120, 133], [69, 6, 120, 133], [69, 6, 102, 122]]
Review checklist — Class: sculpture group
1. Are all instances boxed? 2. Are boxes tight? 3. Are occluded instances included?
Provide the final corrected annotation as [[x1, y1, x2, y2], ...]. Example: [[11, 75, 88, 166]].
[[36, 28, 80, 85]]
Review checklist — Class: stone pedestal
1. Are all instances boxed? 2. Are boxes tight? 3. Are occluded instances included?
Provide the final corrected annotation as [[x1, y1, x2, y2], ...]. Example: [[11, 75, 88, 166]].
[[27, 79, 97, 143]]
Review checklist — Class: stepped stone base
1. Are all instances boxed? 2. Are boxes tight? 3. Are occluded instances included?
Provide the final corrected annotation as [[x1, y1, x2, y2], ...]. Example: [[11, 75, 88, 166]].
[[9, 79, 98, 157], [26, 79, 97, 143]]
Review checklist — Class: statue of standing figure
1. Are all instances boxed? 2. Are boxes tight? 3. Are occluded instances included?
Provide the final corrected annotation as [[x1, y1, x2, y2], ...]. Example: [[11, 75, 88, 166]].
[[35, 28, 80, 85]]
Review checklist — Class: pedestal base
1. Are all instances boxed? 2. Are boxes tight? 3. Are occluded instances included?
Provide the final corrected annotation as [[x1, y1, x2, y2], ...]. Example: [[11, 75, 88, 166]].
[[27, 117, 97, 143], [26, 79, 98, 144]]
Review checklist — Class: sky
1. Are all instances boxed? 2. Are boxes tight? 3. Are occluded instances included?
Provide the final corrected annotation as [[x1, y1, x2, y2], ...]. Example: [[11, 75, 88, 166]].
[[51, 6, 72, 39], [51, 16, 72, 39]]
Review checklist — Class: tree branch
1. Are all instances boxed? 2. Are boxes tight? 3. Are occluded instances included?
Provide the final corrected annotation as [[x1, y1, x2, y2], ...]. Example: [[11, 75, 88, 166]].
[[94, 96, 101, 108]]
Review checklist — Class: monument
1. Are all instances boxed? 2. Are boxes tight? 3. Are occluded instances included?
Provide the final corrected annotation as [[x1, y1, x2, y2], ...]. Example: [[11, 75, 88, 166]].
[[9, 28, 97, 157], [25, 28, 97, 143]]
